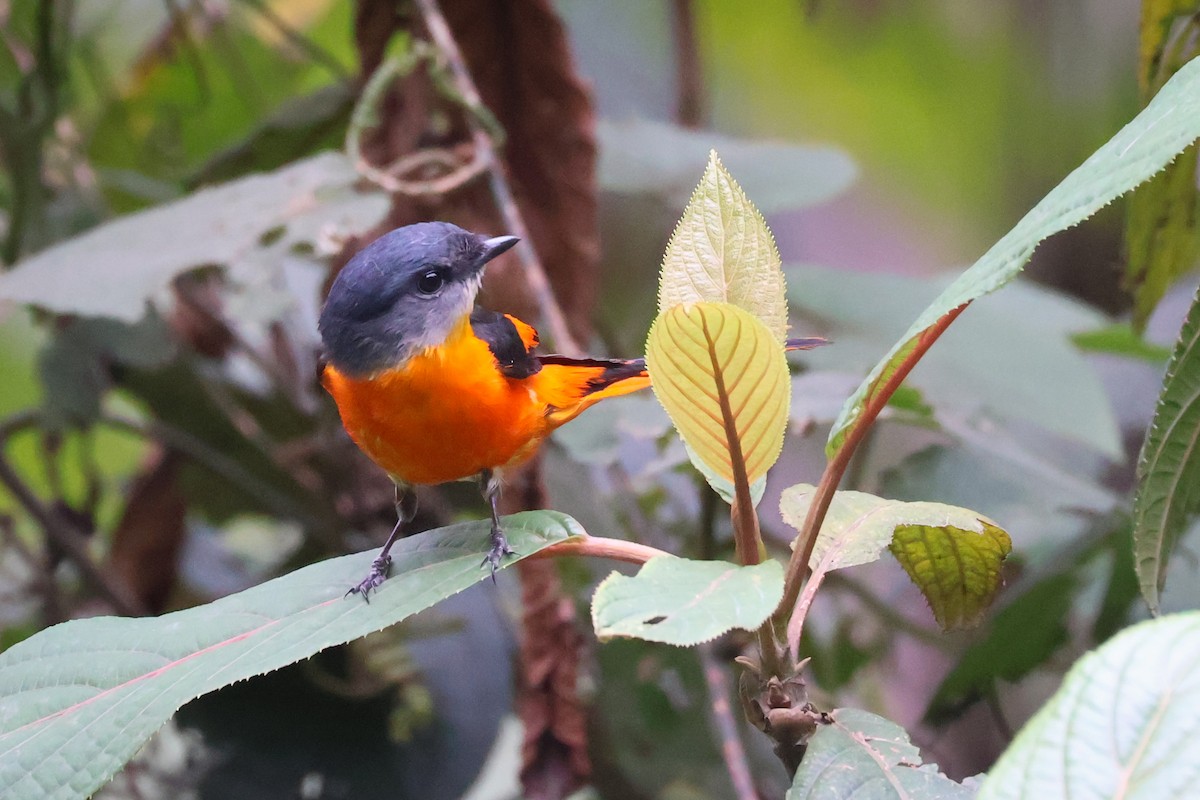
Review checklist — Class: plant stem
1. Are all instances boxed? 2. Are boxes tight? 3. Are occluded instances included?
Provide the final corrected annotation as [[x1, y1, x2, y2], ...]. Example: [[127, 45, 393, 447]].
[[774, 304, 970, 656], [530, 536, 668, 565]]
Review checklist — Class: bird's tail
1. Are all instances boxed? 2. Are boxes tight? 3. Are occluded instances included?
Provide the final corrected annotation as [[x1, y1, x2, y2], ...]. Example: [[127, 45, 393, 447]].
[[536, 355, 650, 428], [536, 337, 826, 428]]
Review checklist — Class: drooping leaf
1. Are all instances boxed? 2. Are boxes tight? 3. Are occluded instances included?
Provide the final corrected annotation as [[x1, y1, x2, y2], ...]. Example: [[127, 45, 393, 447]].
[[0, 152, 388, 322], [979, 612, 1200, 800], [787, 708, 976, 800], [781, 484, 1011, 632], [646, 301, 791, 488], [0, 512, 579, 800], [1071, 322, 1172, 363], [657, 152, 789, 341], [827, 55, 1200, 458], [591, 556, 783, 646], [890, 524, 1012, 631], [1133, 284, 1200, 614], [598, 118, 856, 213]]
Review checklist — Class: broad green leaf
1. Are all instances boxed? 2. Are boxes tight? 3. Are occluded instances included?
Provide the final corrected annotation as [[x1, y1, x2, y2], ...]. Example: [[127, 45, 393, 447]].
[[1071, 322, 1172, 363], [591, 556, 784, 646], [781, 484, 1010, 632], [646, 301, 791, 487], [0, 512, 578, 800], [1133, 284, 1200, 613], [979, 612, 1200, 800], [657, 152, 788, 341], [788, 265, 1122, 458], [828, 55, 1200, 458], [0, 152, 388, 322], [598, 118, 856, 213], [788, 708, 976, 800]]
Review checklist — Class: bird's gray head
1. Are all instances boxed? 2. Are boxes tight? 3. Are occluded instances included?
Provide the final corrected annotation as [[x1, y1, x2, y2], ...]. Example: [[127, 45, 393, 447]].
[[318, 222, 519, 376]]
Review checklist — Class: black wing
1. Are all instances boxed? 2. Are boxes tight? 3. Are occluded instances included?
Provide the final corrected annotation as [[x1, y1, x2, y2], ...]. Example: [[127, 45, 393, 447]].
[[469, 308, 542, 379]]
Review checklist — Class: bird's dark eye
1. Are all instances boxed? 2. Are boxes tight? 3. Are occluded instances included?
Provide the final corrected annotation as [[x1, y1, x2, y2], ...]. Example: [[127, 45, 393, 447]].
[[417, 270, 445, 295]]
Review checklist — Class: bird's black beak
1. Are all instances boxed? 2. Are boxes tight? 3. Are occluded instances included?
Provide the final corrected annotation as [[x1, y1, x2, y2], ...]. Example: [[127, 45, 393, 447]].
[[480, 234, 519, 264]]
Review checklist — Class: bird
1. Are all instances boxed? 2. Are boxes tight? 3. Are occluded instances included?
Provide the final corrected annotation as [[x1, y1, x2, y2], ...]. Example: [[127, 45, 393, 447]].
[[318, 222, 653, 597], [319, 221, 826, 598]]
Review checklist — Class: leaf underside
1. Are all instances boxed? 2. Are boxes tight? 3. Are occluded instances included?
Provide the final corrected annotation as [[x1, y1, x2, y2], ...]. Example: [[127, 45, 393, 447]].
[[979, 612, 1200, 800], [647, 301, 791, 486]]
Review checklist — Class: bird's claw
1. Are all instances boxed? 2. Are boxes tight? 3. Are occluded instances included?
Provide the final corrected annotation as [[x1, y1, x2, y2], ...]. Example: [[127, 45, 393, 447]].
[[345, 554, 393, 602], [481, 531, 516, 582]]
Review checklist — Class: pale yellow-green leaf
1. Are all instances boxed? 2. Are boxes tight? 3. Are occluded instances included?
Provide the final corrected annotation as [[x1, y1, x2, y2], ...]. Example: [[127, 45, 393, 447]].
[[781, 484, 1011, 631], [657, 151, 788, 342], [646, 301, 790, 485]]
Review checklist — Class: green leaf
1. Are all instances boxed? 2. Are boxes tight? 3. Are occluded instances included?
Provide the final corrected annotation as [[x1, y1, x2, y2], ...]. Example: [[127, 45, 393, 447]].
[[890, 523, 1012, 631], [0, 512, 578, 800], [657, 152, 789, 341], [781, 484, 1011, 631], [646, 301, 791, 487], [591, 556, 784, 646], [827, 55, 1200, 458], [0, 152, 388, 322], [788, 708, 976, 799], [979, 612, 1200, 800], [1133, 284, 1200, 614], [1070, 322, 1173, 363], [598, 118, 857, 213], [926, 574, 1077, 724]]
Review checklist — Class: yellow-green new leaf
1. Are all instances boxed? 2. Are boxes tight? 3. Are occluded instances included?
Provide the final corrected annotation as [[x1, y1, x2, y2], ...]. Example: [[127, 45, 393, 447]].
[[781, 484, 1011, 633], [647, 301, 790, 487], [658, 151, 788, 341]]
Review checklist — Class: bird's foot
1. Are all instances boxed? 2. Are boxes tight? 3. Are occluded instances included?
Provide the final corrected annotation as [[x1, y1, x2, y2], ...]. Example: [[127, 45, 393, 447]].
[[345, 554, 393, 602], [481, 527, 516, 581]]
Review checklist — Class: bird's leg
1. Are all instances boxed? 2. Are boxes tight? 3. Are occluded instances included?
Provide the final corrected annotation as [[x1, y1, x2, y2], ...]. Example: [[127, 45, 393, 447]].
[[479, 469, 515, 579], [347, 484, 417, 601]]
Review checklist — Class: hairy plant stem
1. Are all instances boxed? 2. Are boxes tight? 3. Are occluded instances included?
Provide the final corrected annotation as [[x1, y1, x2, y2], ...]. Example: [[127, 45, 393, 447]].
[[774, 304, 970, 659]]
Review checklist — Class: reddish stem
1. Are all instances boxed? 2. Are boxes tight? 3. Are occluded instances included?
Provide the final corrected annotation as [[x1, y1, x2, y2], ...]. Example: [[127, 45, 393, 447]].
[[531, 536, 669, 565], [774, 303, 970, 656]]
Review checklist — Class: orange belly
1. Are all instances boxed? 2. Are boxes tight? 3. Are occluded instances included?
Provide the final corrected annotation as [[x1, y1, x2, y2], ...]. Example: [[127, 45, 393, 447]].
[[322, 332, 549, 486]]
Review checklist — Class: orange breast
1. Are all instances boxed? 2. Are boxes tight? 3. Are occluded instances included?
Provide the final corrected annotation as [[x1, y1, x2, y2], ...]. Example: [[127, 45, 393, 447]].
[[322, 319, 549, 485]]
